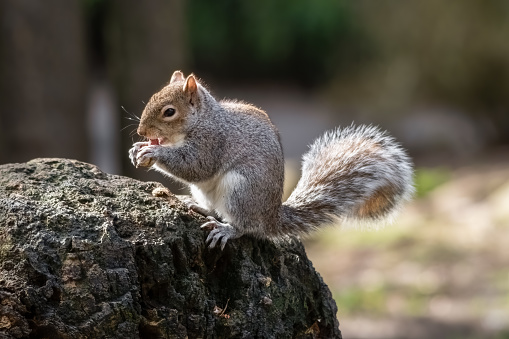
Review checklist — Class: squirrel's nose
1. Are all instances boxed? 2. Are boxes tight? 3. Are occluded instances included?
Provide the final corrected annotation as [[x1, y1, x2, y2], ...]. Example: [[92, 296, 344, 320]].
[[137, 126, 146, 137]]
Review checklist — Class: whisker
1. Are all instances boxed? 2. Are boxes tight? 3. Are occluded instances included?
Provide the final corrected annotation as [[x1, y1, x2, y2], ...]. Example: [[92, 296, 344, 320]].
[[120, 123, 138, 133], [141, 101, 146, 105], [121, 106, 140, 121], [129, 129, 138, 137]]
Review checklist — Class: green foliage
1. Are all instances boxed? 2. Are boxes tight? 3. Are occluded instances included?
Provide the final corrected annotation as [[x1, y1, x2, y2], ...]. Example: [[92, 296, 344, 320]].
[[334, 285, 387, 316], [493, 330, 509, 339], [335, 284, 432, 317], [187, 0, 366, 84], [414, 167, 451, 198]]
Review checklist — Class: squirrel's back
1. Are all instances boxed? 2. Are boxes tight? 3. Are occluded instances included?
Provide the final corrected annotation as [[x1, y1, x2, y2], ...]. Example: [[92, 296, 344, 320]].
[[216, 99, 283, 173], [220, 100, 272, 123]]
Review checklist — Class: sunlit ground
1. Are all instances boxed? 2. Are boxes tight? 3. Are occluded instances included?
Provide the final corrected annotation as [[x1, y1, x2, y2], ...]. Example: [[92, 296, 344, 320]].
[[304, 156, 509, 339]]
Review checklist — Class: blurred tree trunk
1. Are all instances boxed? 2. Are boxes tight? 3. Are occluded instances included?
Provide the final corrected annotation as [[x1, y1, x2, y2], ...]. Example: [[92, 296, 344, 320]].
[[0, 0, 89, 164], [105, 0, 187, 180]]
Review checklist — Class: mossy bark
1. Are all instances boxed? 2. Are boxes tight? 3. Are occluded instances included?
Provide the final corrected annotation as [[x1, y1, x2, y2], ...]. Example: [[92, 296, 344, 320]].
[[0, 158, 341, 339]]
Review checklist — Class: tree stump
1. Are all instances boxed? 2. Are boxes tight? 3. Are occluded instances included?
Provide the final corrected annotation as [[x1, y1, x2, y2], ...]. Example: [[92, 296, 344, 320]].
[[0, 158, 341, 338]]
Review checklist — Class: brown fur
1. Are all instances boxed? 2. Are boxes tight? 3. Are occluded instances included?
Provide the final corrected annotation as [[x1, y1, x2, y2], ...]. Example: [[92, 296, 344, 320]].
[[137, 79, 195, 145], [354, 185, 398, 219]]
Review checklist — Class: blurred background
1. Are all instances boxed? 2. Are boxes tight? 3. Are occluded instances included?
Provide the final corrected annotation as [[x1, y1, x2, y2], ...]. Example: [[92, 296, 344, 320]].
[[1, 0, 508, 338]]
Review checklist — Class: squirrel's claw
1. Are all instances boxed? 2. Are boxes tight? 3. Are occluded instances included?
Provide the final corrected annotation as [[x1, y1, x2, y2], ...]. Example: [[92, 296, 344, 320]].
[[200, 216, 217, 230], [202, 217, 237, 250]]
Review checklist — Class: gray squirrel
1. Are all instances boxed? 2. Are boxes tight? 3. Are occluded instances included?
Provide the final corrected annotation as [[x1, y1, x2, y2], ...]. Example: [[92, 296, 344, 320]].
[[129, 71, 414, 250]]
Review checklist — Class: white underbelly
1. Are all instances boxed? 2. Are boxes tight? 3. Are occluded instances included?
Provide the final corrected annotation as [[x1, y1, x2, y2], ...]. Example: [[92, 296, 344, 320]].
[[190, 171, 245, 223]]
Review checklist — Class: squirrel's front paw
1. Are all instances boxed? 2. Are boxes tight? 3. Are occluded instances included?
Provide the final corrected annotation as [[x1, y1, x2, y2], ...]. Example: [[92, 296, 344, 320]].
[[136, 145, 162, 168], [201, 217, 238, 250], [129, 142, 149, 167]]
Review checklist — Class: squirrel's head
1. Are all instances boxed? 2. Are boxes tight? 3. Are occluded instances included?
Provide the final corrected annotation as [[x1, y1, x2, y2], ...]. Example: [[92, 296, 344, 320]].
[[137, 71, 201, 146]]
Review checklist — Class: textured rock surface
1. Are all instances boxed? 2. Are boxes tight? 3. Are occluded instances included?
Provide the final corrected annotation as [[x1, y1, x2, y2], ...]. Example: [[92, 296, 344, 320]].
[[0, 158, 341, 339]]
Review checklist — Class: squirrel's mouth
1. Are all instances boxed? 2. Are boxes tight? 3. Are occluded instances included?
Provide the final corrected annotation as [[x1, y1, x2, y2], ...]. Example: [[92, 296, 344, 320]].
[[146, 135, 185, 147], [148, 138, 169, 146]]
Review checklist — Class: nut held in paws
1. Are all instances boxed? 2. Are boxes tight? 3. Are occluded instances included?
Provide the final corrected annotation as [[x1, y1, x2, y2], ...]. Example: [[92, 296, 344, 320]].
[[136, 156, 156, 168]]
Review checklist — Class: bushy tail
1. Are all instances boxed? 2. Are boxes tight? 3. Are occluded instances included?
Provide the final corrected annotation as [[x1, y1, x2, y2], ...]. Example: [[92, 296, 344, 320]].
[[280, 125, 414, 236]]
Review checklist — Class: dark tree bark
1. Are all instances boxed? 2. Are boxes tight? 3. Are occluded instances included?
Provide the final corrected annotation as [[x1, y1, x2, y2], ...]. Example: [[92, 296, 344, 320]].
[[0, 158, 341, 339]]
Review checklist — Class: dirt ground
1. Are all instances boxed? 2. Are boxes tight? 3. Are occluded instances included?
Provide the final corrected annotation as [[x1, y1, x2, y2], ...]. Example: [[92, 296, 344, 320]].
[[304, 153, 509, 339]]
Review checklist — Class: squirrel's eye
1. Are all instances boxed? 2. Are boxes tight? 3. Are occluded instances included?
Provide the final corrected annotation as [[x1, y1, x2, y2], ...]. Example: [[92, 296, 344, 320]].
[[162, 107, 176, 117]]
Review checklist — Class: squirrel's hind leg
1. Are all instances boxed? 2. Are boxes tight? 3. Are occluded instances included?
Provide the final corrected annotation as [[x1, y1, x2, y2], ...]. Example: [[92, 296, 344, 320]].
[[201, 216, 240, 250]]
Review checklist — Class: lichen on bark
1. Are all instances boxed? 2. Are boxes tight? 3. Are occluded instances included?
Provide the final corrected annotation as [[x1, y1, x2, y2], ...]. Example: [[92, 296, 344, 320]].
[[0, 158, 341, 338]]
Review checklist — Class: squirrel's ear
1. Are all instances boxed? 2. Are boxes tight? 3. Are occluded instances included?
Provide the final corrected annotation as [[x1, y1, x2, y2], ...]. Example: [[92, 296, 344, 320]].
[[170, 70, 185, 83], [183, 75, 198, 105]]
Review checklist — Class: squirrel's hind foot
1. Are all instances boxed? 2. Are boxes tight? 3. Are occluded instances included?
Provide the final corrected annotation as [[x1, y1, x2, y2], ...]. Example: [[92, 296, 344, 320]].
[[202, 217, 239, 250]]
